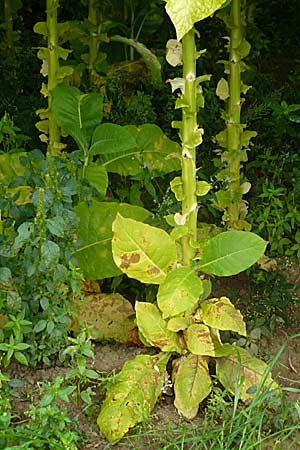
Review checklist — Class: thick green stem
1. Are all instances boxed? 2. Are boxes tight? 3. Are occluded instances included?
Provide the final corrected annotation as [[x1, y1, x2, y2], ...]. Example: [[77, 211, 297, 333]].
[[47, 0, 61, 155], [181, 30, 198, 266], [4, 0, 14, 59], [227, 0, 242, 223], [88, 0, 100, 86]]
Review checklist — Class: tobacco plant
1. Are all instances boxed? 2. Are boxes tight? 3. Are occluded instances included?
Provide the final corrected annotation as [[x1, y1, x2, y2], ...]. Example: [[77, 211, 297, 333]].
[[96, 0, 276, 443], [213, 0, 257, 230]]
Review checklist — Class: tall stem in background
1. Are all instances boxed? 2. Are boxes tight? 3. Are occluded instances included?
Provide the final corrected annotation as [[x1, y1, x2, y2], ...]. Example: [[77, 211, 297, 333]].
[[47, 0, 61, 155], [181, 30, 198, 266], [88, 0, 100, 86], [4, 0, 14, 59], [227, 0, 242, 223]]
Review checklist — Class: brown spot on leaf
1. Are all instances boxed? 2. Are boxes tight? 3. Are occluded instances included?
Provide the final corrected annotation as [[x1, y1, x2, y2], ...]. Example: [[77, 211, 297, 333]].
[[147, 266, 160, 276], [120, 252, 140, 269]]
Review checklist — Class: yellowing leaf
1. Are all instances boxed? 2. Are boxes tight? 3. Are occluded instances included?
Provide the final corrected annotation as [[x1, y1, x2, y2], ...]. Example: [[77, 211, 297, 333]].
[[136, 302, 183, 353], [166, 39, 183, 67], [157, 267, 203, 319], [166, 0, 228, 41], [216, 77, 229, 100], [216, 346, 279, 401], [167, 316, 189, 332], [98, 353, 169, 442], [196, 181, 211, 196], [112, 215, 177, 284], [185, 324, 215, 356], [173, 354, 212, 419], [71, 293, 135, 343], [201, 297, 246, 336]]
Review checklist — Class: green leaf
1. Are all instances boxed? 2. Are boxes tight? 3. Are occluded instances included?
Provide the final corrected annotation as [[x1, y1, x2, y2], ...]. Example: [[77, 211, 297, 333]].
[[185, 324, 215, 356], [166, 0, 227, 41], [89, 123, 136, 157], [40, 240, 60, 269], [170, 176, 183, 201], [14, 352, 29, 366], [98, 353, 169, 442], [201, 297, 246, 336], [136, 302, 182, 353], [173, 354, 212, 419], [157, 267, 203, 319], [33, 320, 47, 333], [0, 152, 27, 186], [216, 346, 279, 401], [97, 124, 181, 176], [52, 84, 103, 153], [74, 201, 151, 280], [216, 77, 229, 101], [0, 268, 12, 287], [198, 231, 267, 276], [112, 215, 177, 284], [196, 181, 211, 196], [46, 216, 65, 237], [84, 163, 108, 198]]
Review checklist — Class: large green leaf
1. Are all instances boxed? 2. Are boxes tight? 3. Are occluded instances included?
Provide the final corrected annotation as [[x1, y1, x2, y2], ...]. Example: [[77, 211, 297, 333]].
[[173, 354, 212, 419], [84, 163, 108, 199], [216, 346, 279, 401], [52, 84, 103, 153], [74, 201, 151, 279], [98, 353, 169, 442], [185, 324, 215, 356], [89, 123, 136, 157], [157, 267, 203, 319], [112, 215, 177, 284], [201, 297, 246, 336], [165, 0, 227, 40], [136, 302, 182, 353], [97, 124, 181, 176], [198, 231, 267, 276]]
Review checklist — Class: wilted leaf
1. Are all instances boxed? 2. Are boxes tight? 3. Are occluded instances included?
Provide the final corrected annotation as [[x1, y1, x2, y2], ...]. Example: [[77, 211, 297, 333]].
[[201, 297, 246, 336], [71, 293, 135, 343], [136, 302, 182, 353], [157, 267, 203, 319], [166, 39, 183, 67], [98, 353, 169, 442], [185, 324, 215, 356], [173, 354, 212, 419], [216, 346, 279, 401], [216, 78, 229, 100], [74, 201, 151, 280], [198, 231, 267, 276], [112, 215, 177, 284]]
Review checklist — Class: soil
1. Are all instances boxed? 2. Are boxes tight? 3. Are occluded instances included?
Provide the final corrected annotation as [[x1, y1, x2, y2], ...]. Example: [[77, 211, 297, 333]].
[[4, 260, 300, 450]]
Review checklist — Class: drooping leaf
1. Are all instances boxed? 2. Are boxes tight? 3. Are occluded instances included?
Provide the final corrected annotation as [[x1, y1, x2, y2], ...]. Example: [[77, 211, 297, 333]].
[[200, 297, 246, 336], [165, 0, 228, 41], [136, 302, 182, 353], [216, 346, 279, 401], [71, 293, 135, 343], [185, 324, 215, 356], [173, 354, 212, 419], [198, 231, 267, 276], [97, 124, 181, 176], [52, 84, 103, 153], [157, 267, 203, 319], [74, 201, 151, 279], [98, 353, 169, 442], [89, 123, 136, 157], [112, 215, 177, 284]]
